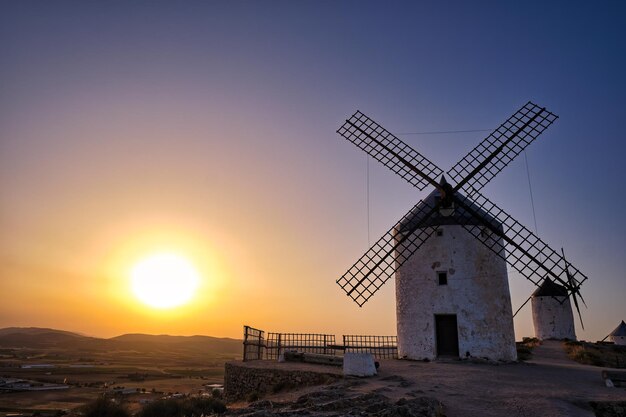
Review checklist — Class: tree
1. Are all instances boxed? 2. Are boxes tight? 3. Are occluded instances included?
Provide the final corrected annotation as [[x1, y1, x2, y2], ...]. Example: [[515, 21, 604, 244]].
[[81, 397, 129, 417]]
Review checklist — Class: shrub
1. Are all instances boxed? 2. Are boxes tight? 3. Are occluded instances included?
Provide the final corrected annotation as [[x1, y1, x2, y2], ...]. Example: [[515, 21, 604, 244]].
[[212, 388, 223, 399], [516, 337, 540, 361], [137, 397, 226, 417], [521, 337, 540, 347], [137, 399, 180, 417], [570, 348, 604, 366], [184, 397, 227, 415], [516, 345, 533, 361], [82, 397, 130, 417]]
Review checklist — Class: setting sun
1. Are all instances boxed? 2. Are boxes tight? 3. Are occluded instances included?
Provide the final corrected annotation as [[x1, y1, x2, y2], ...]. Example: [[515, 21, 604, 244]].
[[130, 253, 200, 309]]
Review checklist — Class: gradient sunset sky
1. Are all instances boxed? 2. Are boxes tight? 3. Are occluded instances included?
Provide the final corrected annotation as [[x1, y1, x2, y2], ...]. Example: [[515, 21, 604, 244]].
[[1, 1, 624, 341]]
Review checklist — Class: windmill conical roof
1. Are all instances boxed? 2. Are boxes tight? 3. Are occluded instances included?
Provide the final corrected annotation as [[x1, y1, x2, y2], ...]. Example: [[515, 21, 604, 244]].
[[610, 320, 626, 337], [532, 277, 569, 297], [397, 183, 502, 231]]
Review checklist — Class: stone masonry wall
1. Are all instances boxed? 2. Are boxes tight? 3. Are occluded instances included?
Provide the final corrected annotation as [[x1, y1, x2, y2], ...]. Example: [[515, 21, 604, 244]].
[[224, 362, 342, 402], [395, 224, 517, 361]]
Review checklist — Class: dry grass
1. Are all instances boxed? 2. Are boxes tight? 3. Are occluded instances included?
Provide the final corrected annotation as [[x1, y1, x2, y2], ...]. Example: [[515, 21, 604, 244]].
[[515, 337, 540, 361], [564, 341, 626, 368]]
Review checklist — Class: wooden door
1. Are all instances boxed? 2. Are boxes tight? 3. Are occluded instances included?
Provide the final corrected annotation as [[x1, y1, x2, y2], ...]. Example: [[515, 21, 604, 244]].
[[435, 314, 459, 357]]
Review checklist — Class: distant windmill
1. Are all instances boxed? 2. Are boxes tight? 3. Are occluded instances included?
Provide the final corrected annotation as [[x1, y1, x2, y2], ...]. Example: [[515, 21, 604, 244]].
[[531, 278, 577, 341], [335, 102, 588, 360], [608, 321, 626, 346], [529, 248, 583, 341]]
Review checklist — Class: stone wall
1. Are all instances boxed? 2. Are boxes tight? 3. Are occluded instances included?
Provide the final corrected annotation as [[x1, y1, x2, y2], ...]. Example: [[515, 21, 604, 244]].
[[224, 361, 342, 402]]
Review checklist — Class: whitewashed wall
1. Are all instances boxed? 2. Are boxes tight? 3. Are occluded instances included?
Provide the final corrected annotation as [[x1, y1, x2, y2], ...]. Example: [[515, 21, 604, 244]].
[[395, 224, 517, 361], [531, 296, 576, 340]]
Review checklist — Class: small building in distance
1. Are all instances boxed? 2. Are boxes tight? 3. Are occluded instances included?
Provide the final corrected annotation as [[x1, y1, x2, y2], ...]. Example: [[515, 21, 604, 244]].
[[609, 320, 626, 345], [531, 278, 576, 340]]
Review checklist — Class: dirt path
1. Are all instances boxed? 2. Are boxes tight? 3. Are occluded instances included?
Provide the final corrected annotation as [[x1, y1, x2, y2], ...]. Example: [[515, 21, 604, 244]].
[[251, 342, 626, 417], [528, 340, 579, 366]]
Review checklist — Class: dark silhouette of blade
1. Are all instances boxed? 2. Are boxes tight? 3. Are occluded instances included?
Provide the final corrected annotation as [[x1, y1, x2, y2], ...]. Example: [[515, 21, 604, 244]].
[[512, 293, 533, 318], [448, 102, 558, 195], [337, 111, 443, 191], [569, 283, 584, 330], [562, 248, 586, 329], [336, 198, 441, 306], [451, 191, 589, 294]]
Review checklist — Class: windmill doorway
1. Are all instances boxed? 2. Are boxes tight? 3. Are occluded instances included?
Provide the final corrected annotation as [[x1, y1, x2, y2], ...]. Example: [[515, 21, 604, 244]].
[[435, 314, 459, 357]]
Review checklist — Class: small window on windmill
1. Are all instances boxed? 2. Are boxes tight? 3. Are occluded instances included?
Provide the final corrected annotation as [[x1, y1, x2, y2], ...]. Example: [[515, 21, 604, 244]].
[[437, 271, 448, 286], [436, 229, 443, 237]]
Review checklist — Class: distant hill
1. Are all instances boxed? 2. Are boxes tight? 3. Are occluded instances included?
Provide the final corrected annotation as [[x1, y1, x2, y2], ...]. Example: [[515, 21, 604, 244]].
[[0, 327, 83, 337], [0, 327, 91, 349], [0, 327, 242, 356]]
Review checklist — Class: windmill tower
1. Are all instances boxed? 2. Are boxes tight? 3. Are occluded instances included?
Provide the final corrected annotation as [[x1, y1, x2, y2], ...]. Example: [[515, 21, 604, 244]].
[[531, 278, 577, 340], [395, 185, 516, 360], [335, 102, 588, 361]]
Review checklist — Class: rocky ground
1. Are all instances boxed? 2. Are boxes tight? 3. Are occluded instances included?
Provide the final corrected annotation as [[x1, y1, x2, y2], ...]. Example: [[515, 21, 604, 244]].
[[226, 341, 626, 417], [226, 380, 443, 417]]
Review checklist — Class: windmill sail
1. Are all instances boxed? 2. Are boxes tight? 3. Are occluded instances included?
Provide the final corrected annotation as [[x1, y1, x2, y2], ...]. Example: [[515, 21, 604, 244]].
[[335, 102, 587, 314], [337, 110, 443, 191], [448, 102, 558, 195], [452, 191, 588, 292], [337, 198, 438, 306]]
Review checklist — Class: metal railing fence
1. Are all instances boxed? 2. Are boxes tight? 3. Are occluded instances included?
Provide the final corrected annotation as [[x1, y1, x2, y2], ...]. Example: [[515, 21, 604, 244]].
[[242, 325, 397, 361]]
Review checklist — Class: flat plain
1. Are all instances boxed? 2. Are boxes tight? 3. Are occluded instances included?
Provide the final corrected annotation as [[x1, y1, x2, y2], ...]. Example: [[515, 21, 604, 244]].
[[0, 328, 241, 415]]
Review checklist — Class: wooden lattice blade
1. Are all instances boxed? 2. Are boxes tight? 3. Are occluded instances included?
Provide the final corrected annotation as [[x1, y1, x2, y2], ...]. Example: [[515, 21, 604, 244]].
[[562, 249, 587, 329], [451, 191, 588, 294], [336, 198, 439, 306], [449, 102, 558, 195], [337, 111, 443, 191]]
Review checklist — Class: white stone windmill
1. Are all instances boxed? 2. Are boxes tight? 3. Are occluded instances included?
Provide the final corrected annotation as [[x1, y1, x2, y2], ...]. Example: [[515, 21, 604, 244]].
[[531, 277, 577, 340], [335, 102, 588, 361]]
